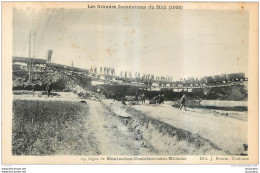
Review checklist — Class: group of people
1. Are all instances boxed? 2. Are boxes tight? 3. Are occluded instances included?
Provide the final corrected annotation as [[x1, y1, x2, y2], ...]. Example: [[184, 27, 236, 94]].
[[90, 66, 116, 76], [135, 92, 146, 104], [149, 94, 165, 104], [120, 92, 146, 106], [125, 92, 187, 111], [120, 71, 173, 82], [31, 83, 52, 97], [89, 66, 177, 82]]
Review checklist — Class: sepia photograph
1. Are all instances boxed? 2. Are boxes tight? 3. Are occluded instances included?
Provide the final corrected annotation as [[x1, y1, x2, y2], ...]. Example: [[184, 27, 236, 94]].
[[2, 2, 258, 164]]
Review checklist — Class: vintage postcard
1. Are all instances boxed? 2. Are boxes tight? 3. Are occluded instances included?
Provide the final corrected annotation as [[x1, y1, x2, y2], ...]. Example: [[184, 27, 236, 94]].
[[2, 2, 258, 164]]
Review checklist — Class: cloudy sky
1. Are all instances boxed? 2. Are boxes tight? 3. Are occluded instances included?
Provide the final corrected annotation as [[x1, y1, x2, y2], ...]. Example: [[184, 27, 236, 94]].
[[13, 7, 249, 80]]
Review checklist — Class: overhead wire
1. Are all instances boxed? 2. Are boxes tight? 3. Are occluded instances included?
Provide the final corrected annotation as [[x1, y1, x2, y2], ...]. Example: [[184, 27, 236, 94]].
[[35, 9, 56, 58], [39, 9, 56, 42], [36, 9, 64, 57], [36, 10, 85, 62]]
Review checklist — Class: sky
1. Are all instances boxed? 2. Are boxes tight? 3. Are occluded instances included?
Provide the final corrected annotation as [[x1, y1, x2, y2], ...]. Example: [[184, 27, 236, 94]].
[[13, 7, 249, 80]]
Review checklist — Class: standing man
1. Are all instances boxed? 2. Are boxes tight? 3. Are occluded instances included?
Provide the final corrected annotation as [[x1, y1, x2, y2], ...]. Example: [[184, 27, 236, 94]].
[[111, 68, 114, 76], [124, 71, 127, 78], [160, 94, 165, 104], [46, 84, 50, 97], [32, 84, 35, 96], [94, 66, 97, 74], [179, 94, 187, 111], [135, 91, 139, 102], [141, 92, 146, 104], [121, 95, 127, 105]]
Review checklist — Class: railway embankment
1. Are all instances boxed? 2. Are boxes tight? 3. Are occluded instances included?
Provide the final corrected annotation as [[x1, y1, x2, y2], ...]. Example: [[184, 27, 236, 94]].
[[102, 99, 247, 155]]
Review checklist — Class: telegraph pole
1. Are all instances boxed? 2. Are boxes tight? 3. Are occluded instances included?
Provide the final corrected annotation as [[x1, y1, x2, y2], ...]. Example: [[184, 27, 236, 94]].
[[28, 30, 32, 82]]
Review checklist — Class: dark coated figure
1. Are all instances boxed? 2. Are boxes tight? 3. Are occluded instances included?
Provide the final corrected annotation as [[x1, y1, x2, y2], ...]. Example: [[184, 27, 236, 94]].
[[179, 94, 187, 111]]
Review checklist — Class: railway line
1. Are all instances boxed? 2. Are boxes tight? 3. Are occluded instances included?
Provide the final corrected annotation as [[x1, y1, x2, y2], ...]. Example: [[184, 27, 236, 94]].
[[13, 56, 247, 90]]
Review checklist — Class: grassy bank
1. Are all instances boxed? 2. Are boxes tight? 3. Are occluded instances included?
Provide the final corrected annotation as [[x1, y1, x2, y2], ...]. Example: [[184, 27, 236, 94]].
[[12, 100, 90, 155]]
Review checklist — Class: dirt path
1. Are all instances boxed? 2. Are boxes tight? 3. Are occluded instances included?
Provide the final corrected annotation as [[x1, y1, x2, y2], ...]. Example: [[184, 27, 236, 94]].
[[13, 93, 157, 155], [84, 100, 156, 155]]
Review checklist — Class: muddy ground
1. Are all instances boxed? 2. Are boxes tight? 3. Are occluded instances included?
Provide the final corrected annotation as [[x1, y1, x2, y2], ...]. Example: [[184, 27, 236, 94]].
[[12, 92, 248, 156]]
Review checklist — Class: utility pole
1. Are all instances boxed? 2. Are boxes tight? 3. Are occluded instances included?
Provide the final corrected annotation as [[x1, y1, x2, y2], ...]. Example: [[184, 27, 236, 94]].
[[28, 30, 32, 82]]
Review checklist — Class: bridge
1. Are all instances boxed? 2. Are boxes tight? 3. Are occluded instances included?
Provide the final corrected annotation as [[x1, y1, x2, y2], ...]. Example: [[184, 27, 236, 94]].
[[88, 73, 245, 90]]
